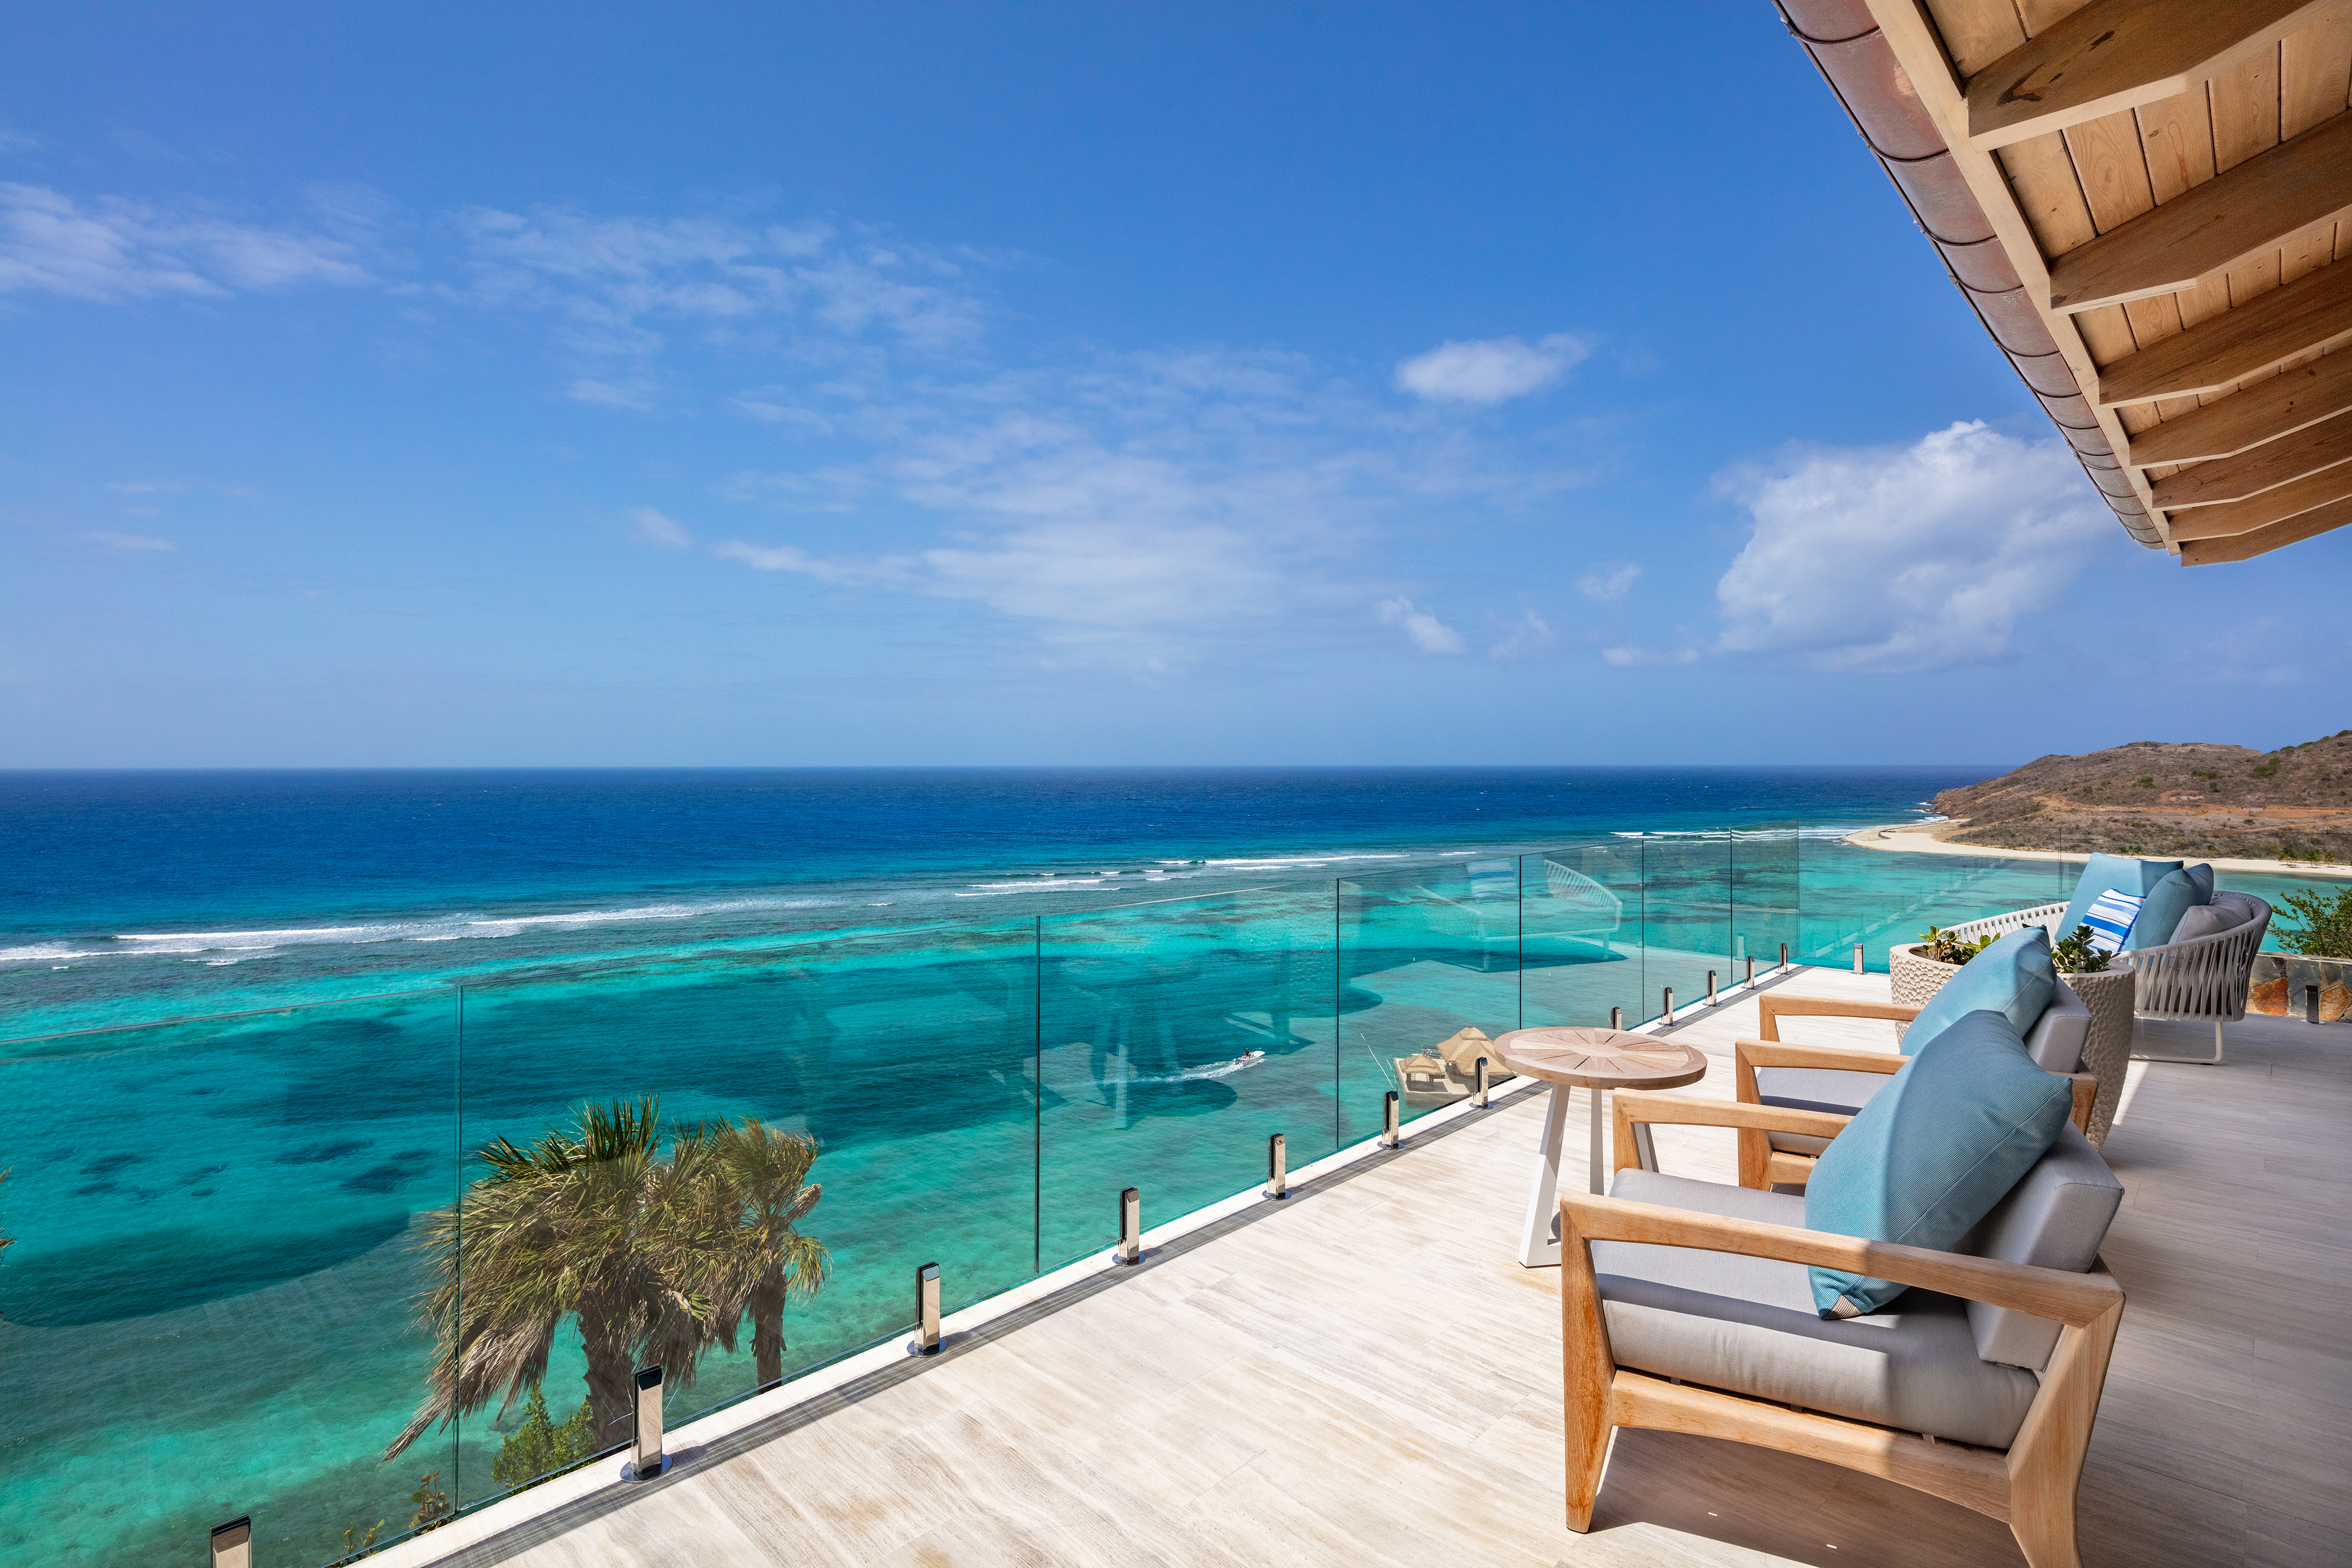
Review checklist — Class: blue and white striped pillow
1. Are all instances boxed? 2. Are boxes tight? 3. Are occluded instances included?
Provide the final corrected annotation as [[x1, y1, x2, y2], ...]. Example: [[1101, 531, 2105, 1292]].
[[2080, 887, 2145, 955]]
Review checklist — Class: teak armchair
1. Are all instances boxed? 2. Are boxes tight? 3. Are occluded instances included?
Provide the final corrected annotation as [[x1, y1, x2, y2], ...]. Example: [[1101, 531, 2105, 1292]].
[[1732, 994, 2095, 1190], [1564, 1090, 2125, 1568]]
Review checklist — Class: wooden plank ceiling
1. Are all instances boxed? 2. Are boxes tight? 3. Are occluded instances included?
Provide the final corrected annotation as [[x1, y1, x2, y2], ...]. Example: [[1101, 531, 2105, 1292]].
[[1840, 0, 2352, 564]]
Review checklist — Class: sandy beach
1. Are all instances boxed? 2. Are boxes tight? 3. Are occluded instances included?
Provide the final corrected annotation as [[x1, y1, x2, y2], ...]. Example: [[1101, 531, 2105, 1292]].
[[1843, 822, 2352, 880]]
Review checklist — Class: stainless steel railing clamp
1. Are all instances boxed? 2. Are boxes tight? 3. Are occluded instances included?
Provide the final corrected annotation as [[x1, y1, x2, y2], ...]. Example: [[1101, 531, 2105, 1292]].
[[912, 1262, 942, 1355], [209, 1517, 252, 1568], [1472, 1057, 1490, 1110], [621, 1365, 668, 1480], [1707, 969, 1719, 1008], [1610, 1006, 1623, 1031], [1265, 1133, 1287, 1199], [1379, 1090, 1399, 1148], [1115, 1186, 1142, 1265], [1661, 986, 1675, 1025]]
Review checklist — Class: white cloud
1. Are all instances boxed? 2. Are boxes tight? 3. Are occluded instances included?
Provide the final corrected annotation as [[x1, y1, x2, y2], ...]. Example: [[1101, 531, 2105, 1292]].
[[709, 540, 865, 583], [570, 378, 656, 411], [1376, 597, 1465, 655], [629, 508, 693, 548], [0, 124, 40, 156], [709, 347, 1579, 667], [1577, 560, 1640, 601], [1395, 332, 1588, 404], [1490, 611, 1556, 660], [1600, 645, 1699, 667], [458, 208, 983, 363], [87, 530, 173, 551], [0, 183, 373, 301], [1713, 421, 2109, 674]]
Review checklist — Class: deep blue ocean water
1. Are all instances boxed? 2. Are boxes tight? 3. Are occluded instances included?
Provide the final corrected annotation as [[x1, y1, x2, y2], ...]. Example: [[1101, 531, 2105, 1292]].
[[2, 766, 1984, 1037], [2, 768, 2337, 1566]]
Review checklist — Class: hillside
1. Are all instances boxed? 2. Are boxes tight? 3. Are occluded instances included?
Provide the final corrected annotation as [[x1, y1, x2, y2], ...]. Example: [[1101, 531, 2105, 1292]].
[[1930, 732, 2352, 864]]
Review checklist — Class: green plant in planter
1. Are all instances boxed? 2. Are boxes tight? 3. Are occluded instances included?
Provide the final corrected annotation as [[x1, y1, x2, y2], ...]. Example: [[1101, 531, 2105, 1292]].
[[2051, 924, 2112, 975], [2275, 886, 2352, 958], [1917, 926, 1994, 965]]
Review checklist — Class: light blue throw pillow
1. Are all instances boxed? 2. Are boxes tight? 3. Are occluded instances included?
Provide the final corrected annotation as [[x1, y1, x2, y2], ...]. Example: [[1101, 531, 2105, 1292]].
[[1903, 926, 2056, 1057], [2056, 854, 2184, 948], [1805, 1009, 2074, 1318], [2129, 864, 2213, 949]]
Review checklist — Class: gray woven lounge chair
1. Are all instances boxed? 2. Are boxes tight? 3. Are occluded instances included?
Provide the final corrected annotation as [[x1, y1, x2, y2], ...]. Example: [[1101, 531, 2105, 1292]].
[[1932, 890, 2272, 1065]]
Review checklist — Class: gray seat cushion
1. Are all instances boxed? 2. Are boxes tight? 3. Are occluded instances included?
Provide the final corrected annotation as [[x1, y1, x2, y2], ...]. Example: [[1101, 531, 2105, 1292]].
[[1594, 1168, 2040, 1448], [1755, 1066, 1889, 1156], [1757, 984, 2092, 1154], [1958, 1122, 2123, 1370]]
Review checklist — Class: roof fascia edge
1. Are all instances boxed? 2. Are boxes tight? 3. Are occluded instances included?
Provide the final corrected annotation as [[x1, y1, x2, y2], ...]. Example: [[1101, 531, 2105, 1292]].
[[1856, 0, 2175, 555]]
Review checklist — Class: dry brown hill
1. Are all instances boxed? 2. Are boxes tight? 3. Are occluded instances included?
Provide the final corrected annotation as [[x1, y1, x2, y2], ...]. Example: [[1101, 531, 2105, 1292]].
[[1931, 731, 2352, 865]]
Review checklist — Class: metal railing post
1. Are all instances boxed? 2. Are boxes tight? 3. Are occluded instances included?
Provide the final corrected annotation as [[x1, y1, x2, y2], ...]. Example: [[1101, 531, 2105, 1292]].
[[1472, 1056, 1490, 1110], [1610, 1006, 1623, 1031], [1707, 969, 1718, 1007], [1779, 942, 1789, 973], [1853, 943, 1864, 975], [914, 1262, 942, 1354], [210, 1518, 252, 1568], [1116, 1186, 1141, 1265], [1662, 986, 1675, 1025], [1746, 955, 1755, 987], [630, 1365, 665, 1480], [1379, 1090, 1399, 1148], [1266, 1133, 1287, 1199]]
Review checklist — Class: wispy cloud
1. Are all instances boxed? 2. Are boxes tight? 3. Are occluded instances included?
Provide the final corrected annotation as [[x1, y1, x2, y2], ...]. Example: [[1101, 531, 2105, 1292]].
[[1712, 421, 2109, 674], [1395, 332, 1588, 404], [0, 183, 375, 301], [629, 508, 693, 548], [86, 530, 174, 552], [1376, 597, 1465, 655], [1489, 611, 1555, 660], [1577, 560, 1639, 601], [1600, 644, 1698, 667]]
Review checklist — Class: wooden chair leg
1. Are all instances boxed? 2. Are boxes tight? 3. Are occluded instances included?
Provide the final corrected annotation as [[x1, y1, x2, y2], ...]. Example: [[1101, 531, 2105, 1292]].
[[1560, 1203, 1618, 1532]]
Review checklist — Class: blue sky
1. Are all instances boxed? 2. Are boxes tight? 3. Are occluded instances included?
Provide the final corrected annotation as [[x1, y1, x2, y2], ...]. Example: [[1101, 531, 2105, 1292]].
[[2, 3, 2342, 768]]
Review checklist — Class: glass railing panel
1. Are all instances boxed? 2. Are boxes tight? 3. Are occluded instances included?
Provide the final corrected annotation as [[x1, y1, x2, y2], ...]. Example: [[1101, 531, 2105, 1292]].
[[0, 990, 461, 1568], [440, 919, 1038, 1510], [1731, 820, 1802, 979], [1518, 838, 1646, 1029], [1641, 834, 1731, 1016], [1036, 886, 1333, 1272], [1797, 836, 2074, 970], [1337, 858, 1520, 1137]]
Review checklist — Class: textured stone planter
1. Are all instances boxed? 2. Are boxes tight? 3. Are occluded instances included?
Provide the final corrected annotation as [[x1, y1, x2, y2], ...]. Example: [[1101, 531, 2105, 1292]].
[[1885, 942, 2133, 1149], [2059, 967, 2135, 1149]]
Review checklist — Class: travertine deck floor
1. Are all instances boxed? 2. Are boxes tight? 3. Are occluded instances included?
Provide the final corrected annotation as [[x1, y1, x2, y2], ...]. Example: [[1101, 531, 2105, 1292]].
[[414, 970, 2352, 1567]]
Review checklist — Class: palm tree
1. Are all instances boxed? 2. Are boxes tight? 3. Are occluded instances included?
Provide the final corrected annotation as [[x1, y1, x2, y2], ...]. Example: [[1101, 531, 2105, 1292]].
[[384, 1098, 744, 1462], [705, 1119, 828, 1387]]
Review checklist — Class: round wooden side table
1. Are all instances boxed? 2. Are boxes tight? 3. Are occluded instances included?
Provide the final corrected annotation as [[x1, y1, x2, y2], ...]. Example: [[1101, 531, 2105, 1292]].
[[1491, 1026, 1708, 1267]]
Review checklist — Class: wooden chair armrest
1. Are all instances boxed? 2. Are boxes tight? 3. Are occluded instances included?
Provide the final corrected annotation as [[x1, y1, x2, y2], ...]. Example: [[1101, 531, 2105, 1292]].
[[1758, 993, 1921, 1042], [1612, 1088, 1850, 1180], [1559, 1193, 2123, 1326], [2066, 1073, 2095, 1134], [1735, 1037, 1909, 1090]]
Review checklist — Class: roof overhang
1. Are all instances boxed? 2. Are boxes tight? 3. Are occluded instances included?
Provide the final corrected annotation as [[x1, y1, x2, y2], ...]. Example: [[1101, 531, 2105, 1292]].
[[1782, 0, 2352, 564]]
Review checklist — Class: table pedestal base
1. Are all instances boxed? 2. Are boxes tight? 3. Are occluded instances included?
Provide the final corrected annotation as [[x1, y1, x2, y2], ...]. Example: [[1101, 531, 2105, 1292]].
[[1516, 1083, 1610, 1268]]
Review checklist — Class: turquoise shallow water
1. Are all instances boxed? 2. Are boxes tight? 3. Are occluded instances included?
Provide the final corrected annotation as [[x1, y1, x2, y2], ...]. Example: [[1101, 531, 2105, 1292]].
[[2, 771, 2341, 1567]]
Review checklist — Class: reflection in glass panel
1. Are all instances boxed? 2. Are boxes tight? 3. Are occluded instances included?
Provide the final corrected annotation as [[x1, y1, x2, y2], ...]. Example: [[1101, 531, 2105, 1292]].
[[1731, 820, 1802, 980], [439, 920, 1036, 1508], [1518, 837, 1645, 1031], [1641, 834, 1730, 1019], [1038, 888, 1332, 1273], [1797, 837, 2076, 970], [0, 991, 459, 1568], [1339, 860, 1521, 1139]]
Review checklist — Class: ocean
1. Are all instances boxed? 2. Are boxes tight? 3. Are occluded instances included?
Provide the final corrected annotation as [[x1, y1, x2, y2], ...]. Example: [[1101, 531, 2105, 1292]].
[[0, 767, 2330, 1566]]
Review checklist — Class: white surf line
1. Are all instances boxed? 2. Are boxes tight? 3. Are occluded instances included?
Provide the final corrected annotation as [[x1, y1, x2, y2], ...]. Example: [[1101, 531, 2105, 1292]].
[[370, 967, 1824, 1568]]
